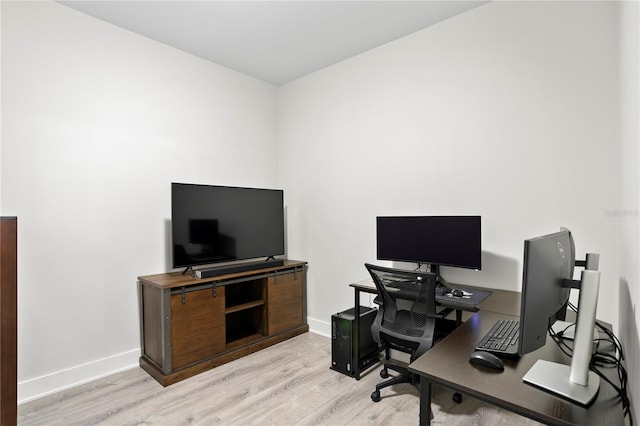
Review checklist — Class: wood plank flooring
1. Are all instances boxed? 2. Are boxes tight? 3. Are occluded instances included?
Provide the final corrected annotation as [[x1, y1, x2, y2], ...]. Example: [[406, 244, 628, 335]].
[[18, 332, 541, 425]]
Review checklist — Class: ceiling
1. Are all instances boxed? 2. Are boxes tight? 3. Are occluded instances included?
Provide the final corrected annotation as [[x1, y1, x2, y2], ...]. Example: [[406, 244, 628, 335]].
[[59, 1, 489, 86]]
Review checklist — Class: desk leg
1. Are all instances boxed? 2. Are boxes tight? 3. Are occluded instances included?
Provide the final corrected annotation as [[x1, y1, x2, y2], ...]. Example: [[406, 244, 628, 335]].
[[353, 287, 361, 379], [418, 377, 432, 426], [456, 309, 462, 325]]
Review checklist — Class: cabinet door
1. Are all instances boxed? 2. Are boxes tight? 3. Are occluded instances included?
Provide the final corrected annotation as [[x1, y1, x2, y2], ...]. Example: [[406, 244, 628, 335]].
[[267, 271, 303, 335], [171, 286, 226, 370]]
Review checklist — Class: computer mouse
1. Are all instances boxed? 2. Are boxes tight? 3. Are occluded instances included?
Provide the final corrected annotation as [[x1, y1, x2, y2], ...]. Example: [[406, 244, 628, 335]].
[[469, 351, 504, 371], [452, 289, 464, 298]]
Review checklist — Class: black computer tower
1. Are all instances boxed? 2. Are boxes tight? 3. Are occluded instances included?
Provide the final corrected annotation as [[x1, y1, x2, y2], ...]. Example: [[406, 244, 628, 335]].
[[331, 306, 379, 377]]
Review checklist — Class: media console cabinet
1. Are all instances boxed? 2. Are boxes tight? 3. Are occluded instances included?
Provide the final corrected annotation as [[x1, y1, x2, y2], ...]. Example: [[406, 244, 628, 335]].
[[138, 260, 308, 386]]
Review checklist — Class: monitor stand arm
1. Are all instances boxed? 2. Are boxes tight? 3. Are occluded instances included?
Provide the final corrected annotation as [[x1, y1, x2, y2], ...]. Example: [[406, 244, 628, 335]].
[[523, 268, 601, 406], [575, 253, 600, 271], [422, 264, 450, 287]]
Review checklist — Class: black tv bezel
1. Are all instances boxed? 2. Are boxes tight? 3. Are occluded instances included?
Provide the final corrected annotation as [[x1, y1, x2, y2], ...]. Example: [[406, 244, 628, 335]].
[[170, 182, 285, 269], [376, 215, 482, 270]]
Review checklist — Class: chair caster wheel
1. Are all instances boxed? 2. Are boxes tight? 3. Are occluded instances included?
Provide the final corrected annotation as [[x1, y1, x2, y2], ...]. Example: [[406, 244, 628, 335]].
[[371, 390, 381, 402], [380, 369, 389, 379], [452, 392, 462, 403]]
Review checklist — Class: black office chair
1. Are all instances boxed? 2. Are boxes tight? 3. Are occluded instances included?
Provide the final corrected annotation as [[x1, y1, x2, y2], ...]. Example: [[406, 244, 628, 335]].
[[365, 263, 455, 403]]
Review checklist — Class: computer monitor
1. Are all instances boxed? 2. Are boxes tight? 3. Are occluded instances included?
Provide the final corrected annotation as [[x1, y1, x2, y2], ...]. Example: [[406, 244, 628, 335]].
[[518, 229, 575, 355], [518, 228, 601, 405], [376, 216, 481, 282]]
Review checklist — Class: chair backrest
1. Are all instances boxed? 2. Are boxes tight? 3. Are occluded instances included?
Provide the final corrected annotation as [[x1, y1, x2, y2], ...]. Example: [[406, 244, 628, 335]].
[[365, 263, 438, 358]]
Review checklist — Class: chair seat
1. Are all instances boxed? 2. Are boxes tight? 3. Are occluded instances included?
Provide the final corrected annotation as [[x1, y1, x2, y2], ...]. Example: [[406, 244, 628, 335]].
[[383, 310, 430, 337]]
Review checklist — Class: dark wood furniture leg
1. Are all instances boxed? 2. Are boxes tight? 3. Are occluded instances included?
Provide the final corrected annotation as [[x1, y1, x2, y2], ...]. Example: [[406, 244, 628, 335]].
[[1, 217, 18, 426]]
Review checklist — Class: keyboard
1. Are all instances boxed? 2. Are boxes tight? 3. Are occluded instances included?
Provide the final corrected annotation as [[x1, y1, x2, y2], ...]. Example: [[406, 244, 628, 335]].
[[475, 319, 520, 357], [384, 280, 453, 297], [384, 279, 422, 293]]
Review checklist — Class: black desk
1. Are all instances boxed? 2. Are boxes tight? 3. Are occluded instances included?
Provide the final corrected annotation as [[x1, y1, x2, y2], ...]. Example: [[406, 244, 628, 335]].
[[408, 309, 625, 425], [348, 280, 493, 379]]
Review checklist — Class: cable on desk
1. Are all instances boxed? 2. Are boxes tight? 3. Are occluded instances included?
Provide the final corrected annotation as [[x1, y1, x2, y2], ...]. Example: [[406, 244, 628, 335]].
[[548, 325, 574, 358], [591, 323, 632, 425], [546, 302, 633, 425]]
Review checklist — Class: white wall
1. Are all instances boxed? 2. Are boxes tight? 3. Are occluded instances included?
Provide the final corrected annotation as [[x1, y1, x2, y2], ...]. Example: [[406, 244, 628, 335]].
[[1, 1, 278, 402], [279, 1, 619, 335], [618, 0, 639, 419]]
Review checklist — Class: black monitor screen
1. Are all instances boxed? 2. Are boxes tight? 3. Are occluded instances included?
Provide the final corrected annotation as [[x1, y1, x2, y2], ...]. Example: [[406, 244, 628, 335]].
[[171, 183, 285, 268], [376, 216, 481, 270], [518, 229, 575, 355]]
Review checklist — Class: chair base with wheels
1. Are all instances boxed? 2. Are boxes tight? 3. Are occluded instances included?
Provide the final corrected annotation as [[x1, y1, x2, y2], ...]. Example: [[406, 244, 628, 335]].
[[369, 331, 462, 404], [370, 355, 417, 402]]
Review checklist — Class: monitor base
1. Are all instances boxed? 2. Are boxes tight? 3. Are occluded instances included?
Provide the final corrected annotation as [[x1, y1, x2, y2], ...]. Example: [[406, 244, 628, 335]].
[[523, 359, 600, 406]]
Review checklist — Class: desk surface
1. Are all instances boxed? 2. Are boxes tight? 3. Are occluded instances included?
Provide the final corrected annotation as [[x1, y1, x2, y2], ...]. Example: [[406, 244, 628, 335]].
[[457, 283, 520, 316], [409, 310, 624, 425]]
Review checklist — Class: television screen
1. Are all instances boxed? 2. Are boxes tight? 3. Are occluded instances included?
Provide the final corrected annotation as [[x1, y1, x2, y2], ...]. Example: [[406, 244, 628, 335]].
[[171, 183, 285, 269], [376, 216, 481, 270]]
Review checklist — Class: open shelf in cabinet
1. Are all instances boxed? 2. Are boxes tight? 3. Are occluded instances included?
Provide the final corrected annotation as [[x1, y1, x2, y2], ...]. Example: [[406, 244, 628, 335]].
[[226, 305, 266, 345], [225, 278, 265, 310], [226, 299, 265, 314]]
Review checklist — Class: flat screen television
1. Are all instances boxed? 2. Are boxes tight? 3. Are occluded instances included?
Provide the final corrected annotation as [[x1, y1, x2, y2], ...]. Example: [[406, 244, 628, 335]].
[[171, 183, 285, 269], [376, 215, 481, 271]]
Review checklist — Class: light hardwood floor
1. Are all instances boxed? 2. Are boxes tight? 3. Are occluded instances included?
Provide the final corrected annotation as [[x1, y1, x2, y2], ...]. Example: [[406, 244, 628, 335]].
[[18, 332, 541, 425]]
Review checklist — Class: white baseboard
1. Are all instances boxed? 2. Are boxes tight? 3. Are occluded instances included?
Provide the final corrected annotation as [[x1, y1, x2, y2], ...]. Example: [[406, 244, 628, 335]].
[[308, 316, 331, 338], [19, 319, 331, 405], [18, 349, 140, 405]]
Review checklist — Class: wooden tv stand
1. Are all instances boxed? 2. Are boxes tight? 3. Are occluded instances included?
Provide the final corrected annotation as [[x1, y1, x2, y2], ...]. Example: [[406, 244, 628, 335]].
[[138, 260, 308, 386]]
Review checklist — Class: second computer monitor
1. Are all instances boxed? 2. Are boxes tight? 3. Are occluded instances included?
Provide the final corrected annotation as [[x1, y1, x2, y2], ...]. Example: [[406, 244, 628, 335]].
[[376, 216, 481, 270], [518, 229, 575, 355]]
